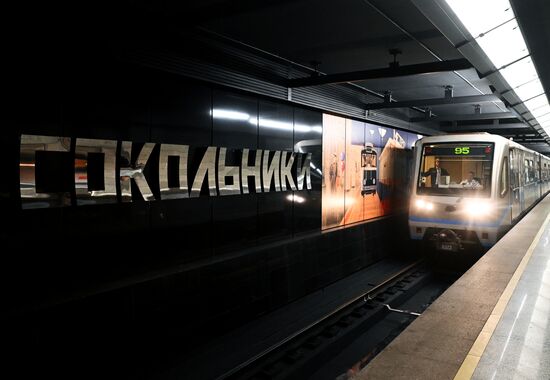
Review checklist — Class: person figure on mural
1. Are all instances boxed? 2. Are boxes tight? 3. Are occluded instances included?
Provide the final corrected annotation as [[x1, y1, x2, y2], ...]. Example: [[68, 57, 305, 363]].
[[421, 157, 449, 187], [368, 154, 375, 167], [460, 171, 482, 189], [329, 153, 338, 192], [339, 151, 346, 189]]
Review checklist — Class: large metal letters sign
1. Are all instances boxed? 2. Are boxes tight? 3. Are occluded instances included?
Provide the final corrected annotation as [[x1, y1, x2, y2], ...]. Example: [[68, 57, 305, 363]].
[[19, 134, 312, 209]]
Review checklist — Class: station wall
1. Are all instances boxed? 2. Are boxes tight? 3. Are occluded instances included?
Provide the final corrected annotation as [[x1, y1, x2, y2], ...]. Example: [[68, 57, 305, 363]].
[[1, 63, 414, 375]]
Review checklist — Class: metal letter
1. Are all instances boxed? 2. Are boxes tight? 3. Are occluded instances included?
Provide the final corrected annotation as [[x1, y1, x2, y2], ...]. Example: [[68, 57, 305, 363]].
[[159, 144, 189, 200], [20, 134, 71, 209], [241, 148, 262, 194], [218, 147, 241, 196], [262, 150, 281, 192], [75, 138, 117, 205], [119, 142, 156, 201], [190, 146, 217, 197], [119, 141, 132, 202], [280, 151, 297, 191], [296, 153, 312, 190]]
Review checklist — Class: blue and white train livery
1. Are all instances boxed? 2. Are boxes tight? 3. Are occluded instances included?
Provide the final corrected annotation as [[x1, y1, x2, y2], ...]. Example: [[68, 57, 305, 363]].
[[409, 133, 550, 251]]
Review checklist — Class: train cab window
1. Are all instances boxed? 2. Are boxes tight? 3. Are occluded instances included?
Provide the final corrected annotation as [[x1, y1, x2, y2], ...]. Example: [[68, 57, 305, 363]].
[[417, 142, 494, 197], [500, 157, 508, 198]]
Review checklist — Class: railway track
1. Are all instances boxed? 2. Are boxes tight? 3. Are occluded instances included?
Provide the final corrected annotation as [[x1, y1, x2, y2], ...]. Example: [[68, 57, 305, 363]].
[[217, 260, 433, 380]]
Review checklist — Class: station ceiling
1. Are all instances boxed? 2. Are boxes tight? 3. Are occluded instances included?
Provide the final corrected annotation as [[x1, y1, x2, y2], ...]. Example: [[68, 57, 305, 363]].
[[9, 0, 550, 153], [171, 0, 550, 153]]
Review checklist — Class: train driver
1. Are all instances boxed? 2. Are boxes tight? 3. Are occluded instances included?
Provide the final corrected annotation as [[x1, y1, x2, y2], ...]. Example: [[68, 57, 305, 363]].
[[421, 158, 449, 187]]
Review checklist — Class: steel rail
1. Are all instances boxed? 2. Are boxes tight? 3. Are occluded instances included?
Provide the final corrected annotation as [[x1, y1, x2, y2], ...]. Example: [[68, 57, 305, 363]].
[[216, 259, 424, 380]]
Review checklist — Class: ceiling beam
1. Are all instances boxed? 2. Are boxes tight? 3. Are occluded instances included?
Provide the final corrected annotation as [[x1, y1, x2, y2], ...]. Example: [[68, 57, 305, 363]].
[[522, 142, 550, 146], [365, 94, 500, 110], [440, 122, 529, 132], [287, 58, 472, 88], [411, 112, 517, 123], [513, 139, 547, 143]]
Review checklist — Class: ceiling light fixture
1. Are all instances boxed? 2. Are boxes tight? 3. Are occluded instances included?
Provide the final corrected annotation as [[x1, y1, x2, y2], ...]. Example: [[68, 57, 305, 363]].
[[446, 0, 550, 144]]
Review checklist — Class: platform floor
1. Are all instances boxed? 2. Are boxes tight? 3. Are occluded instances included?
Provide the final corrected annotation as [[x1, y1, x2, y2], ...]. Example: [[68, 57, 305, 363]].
[[358, 194, 550, 380], [471, 213, 550, 379]]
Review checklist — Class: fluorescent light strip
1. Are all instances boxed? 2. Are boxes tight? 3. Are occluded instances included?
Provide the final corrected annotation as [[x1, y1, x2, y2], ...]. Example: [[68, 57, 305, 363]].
[[525, 95, 549, 112], [499, 56, 538, 88], [476, 19, 528, 68], [514, 79, 545, 100], [536, 113, 550, 125], [446, 0, 550, 142], [446, 0, 514, 37], [528, 102, 550, 115], [531, 105, 550, 118]]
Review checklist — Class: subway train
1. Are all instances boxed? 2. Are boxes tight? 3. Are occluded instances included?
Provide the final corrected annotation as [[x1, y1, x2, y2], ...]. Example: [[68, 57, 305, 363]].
[[409, 132, 550, 251]]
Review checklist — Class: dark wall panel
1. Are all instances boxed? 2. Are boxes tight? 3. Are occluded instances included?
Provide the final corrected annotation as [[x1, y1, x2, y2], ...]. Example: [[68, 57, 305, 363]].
[[212, 195, 258, 253], [150, 75, 212, 146], [258, 100, 294, 241], [212, 90, 258, 149], [62, 66, 151, 142], [211, 91, 259, 252], [8, 93, 65, 241], [150, 198, 213, 263], [258, 100, 294, 151], [149, 76, 214, 262], [293, 108, 322, 234], [257, 192, 292, 242], [61, 66, 152, 243]]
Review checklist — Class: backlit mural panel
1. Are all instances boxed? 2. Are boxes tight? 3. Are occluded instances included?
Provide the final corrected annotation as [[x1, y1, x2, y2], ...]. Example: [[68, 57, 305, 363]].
[[321, 114, 421, 230]]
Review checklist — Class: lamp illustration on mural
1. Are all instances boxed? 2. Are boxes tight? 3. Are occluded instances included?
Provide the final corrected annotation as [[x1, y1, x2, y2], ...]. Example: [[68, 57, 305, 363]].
[[378, 127, 387, 146]]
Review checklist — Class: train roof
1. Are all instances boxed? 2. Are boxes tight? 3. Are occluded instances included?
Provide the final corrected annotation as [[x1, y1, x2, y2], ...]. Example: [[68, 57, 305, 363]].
[[418, 132, 505, 143], [416, 132, 550, 159]]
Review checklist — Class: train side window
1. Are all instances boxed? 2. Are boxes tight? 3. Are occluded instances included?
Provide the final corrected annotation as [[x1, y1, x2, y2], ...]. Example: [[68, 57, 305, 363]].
[[500, 157, 509, 197]]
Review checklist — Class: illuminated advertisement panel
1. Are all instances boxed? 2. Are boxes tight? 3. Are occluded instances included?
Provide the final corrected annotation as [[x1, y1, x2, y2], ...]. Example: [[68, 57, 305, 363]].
[[321, 114, 421, 230]]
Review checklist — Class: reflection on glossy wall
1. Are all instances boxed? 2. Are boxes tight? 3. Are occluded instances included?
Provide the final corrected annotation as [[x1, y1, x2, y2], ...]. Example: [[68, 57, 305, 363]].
[[322, 113, 421, 230], [322, 114, 346, 229], [293, 108, 323, 234], [10, 69, 327, 250], [12, 63, 422, 240]]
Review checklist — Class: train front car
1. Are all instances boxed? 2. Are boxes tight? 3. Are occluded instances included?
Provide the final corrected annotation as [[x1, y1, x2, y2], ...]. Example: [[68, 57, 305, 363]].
[[409, 134, 509, 252]]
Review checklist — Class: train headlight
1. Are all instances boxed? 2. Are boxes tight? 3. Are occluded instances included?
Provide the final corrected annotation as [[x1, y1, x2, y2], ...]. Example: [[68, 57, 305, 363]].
[[464, 200, 492, 217], [415, 199, 434, 211]]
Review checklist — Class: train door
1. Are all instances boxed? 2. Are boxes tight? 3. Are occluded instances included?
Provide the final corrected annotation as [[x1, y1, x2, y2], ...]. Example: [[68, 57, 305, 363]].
[[510, 148, 521, 220], [537, 154, 542, 199], [499, 153, 511, 226]]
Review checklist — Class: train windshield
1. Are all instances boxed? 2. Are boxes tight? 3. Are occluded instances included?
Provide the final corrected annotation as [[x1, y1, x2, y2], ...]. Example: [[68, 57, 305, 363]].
[[417, 142, 494, 197]]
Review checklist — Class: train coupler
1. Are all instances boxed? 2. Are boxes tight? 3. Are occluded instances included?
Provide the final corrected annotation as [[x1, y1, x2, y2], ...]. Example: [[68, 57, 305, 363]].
[[429, 229, 464, 252]]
